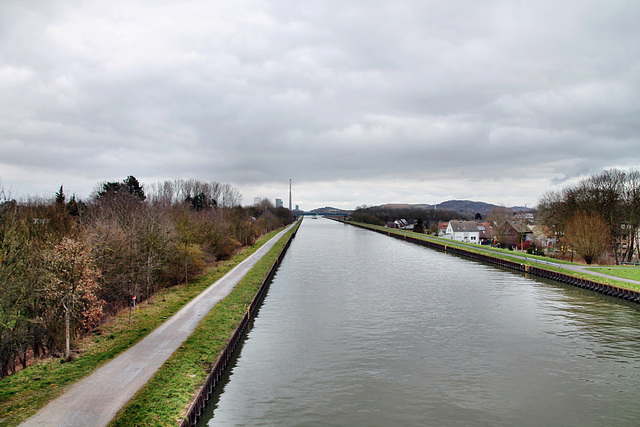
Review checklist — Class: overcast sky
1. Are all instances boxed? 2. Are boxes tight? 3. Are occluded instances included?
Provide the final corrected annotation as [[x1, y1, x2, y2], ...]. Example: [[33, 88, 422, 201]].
[[1, 0, 639, 210]]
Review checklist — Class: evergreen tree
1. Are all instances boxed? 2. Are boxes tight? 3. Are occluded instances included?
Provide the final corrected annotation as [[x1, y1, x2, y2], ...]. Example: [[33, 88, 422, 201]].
[[124, 175, 145, 201], [66, 195, 79, 216], [98, 181, 123, 198], [98, 176, 145, 201], [55, 185, 65, 205]]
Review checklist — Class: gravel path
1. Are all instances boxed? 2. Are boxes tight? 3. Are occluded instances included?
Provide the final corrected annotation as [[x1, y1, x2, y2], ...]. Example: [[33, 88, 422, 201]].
[[20, 224, 296, 427]]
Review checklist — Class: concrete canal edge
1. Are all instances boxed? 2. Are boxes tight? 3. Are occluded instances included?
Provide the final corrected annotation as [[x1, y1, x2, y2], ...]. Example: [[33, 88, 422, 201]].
[[179, 219, 301, 427], [343, 220, 640, 304]]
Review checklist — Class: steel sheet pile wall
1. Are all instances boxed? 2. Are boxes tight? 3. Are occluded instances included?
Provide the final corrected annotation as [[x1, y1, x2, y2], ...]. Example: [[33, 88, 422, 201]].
[[346, 221, 640, 304], [180, 224, 300, 427]]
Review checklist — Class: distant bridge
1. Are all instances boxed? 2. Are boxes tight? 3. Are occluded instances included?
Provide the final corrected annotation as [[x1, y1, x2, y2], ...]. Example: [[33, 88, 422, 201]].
[[294, 211, 350, 218]]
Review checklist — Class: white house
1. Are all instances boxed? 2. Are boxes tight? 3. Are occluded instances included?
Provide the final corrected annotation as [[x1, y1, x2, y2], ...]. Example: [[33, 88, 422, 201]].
[[388, 219, 413, 230], [444, 220, 480, 243]]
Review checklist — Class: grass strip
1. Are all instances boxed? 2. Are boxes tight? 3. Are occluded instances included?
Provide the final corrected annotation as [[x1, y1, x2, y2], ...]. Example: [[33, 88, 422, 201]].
[[585, 267, 640, 282], [539, 265, 640, 291], [0, 228, 283, 427], [108, 221, 300, 427], [347, 221, 640, 293]]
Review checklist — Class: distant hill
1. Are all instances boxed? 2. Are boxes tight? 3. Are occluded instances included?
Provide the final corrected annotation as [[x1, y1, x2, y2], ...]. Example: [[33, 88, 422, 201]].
[[310, 206, 352, 214], [371, 200, 533, 217], [437, 200, 497, 216], [378, 203, 433, 210]]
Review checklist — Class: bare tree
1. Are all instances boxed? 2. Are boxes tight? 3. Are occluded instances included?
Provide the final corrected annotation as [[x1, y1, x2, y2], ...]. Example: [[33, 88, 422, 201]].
[[583, 169, 625, 263], [537, 169, 639, 264], [44, 237, 104, 360], [622, 170, 640, 262], [564, 212, 611, 265], [220, 183, 243, 207], [147, 180, 175, 206], [487, 206, 514, 247]]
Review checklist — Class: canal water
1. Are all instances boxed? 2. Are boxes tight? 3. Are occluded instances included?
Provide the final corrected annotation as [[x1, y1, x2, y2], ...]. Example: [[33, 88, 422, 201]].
[[198, 218, 640, 426]]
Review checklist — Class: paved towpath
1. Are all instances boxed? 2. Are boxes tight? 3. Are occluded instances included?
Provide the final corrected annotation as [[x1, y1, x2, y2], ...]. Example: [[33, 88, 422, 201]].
[[518, 255, 640, 286], [425, 235, 640, 287], [21, 223, 296, 427]]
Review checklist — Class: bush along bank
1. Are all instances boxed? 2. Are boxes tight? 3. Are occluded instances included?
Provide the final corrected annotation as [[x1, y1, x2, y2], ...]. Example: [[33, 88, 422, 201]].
[[343, 220, 640, 303], [109, 219, 301, 427]]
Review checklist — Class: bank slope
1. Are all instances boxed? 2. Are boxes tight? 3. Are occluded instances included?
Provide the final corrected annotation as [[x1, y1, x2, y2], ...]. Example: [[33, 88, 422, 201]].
[[344, 220, 640, 301], [109, 220, 301, 427]]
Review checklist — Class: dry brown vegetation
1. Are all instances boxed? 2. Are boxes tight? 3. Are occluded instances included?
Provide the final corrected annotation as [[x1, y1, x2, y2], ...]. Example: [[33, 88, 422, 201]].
[[538, 169, 640, 265], [0, 177, 293, 378]]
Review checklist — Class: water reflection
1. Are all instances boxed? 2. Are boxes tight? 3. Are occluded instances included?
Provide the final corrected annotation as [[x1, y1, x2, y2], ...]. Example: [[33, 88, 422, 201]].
[[199, 218, 640, 426]]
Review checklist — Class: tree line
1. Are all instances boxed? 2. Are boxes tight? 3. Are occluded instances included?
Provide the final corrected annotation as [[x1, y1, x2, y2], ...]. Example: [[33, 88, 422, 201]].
[[350, 205, 470, 231], [349, 168, 640, 265], [537, 169, 640, 264], [0, 176, 293, 377]]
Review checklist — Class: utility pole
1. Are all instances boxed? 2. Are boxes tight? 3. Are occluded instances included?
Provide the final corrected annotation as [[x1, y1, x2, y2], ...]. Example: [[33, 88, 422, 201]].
[[289, 179, 292, 210]]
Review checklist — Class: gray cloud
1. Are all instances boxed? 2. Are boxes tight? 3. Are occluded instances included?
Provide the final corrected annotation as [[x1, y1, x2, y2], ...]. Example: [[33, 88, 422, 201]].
[[1, 0, 639, 208]]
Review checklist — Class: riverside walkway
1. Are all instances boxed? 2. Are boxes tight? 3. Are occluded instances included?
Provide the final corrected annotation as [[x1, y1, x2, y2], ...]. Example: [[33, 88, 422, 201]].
[[345, 221, 640, 288], [429, 238, 640, 287], [20, 223, 296, 427], [510, 253, 640, 286]]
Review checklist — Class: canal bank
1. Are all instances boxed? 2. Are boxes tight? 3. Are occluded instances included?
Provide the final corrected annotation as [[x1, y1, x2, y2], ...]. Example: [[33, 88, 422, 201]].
[[19, 221, 300, 427], [198, 218, 640, 426], [342, 220, 640, 304], [176, 219, 301, 427], [108, 220, 301, 427]]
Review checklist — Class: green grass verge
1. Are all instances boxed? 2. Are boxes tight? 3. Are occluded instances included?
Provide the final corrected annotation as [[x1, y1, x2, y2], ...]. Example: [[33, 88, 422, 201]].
[[585, 267, 640, 282], [533, 264, 640, 292], [0, 228, 285, 427], [108, 221, 300, 426], [347, 221, 640, 293]]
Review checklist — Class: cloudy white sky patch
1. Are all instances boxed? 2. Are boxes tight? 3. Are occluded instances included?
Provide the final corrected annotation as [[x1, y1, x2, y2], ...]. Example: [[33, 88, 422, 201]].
[[1, 0, 639, 209]]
